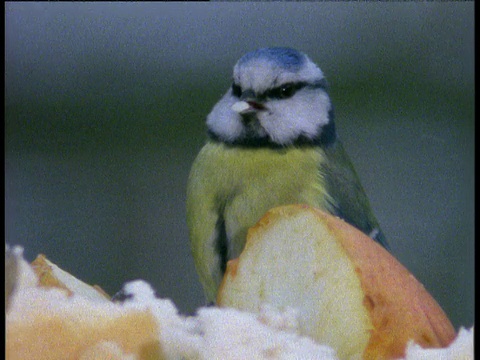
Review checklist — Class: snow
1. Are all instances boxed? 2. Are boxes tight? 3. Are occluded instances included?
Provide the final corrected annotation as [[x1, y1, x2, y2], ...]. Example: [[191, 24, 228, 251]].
[[5, 247, 474, 360]]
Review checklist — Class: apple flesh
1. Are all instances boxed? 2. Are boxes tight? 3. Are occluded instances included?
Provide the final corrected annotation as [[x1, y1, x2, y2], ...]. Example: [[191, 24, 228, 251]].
[[217, 205, 456, 359]]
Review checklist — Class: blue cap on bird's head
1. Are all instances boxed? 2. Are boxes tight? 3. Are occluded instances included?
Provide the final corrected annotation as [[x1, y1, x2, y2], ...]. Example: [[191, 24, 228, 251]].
[[233, 47, 324, 94], [236, 47, 306, 72]]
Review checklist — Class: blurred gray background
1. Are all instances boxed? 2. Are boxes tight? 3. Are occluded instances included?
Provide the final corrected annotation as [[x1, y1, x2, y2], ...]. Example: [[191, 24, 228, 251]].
[[5, 3, 474, 328]]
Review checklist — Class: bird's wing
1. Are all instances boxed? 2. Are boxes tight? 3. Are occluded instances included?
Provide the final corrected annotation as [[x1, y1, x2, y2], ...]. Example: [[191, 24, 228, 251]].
[[320, 140, 389, 250], [186, 155, 228, 303]]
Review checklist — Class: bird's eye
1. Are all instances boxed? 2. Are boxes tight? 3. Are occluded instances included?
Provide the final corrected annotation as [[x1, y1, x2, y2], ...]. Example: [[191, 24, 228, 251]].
[[231, 83, 242, 98], [268, 83, 296, 99]]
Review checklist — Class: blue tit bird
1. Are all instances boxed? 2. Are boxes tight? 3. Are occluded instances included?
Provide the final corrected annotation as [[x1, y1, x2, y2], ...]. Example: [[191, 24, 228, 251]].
[[187, 47, 389, 303]]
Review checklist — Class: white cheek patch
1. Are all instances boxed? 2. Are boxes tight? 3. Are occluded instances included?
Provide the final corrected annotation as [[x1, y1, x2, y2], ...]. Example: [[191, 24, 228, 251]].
[[259, 90, 331, 145], [206, 93, 245, 142]]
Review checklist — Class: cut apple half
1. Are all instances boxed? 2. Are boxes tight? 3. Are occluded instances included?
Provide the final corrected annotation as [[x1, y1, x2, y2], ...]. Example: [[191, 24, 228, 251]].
[[217, 205, 456, 359]]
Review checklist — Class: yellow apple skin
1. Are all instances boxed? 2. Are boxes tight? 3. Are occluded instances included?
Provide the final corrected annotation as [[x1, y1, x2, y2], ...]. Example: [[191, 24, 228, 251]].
[[6, 254, 163, 360], [217, 205, 456, 359]]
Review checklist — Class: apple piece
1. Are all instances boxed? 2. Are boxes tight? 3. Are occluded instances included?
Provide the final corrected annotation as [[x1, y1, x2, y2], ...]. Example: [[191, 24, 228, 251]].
[[6, 252, 163, 360], [6, 299, 163, 360], [31, 254, 111, 302], [217, 204, 456, 359]]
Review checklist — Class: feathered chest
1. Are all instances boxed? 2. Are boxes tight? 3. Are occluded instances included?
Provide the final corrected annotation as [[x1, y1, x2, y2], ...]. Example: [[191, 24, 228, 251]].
[[195, 142, 330, 209]]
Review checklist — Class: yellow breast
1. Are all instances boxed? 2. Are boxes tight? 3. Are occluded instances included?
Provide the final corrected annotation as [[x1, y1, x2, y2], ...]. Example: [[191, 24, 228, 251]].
[[189, 141, 331, 258]]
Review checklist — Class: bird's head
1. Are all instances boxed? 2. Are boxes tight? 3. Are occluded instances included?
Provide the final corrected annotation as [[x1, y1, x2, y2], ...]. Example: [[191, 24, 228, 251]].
[[206, 47, 336, 148]]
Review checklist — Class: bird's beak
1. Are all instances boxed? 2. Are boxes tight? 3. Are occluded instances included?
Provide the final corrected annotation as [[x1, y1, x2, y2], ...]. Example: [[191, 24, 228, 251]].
[[231, 101, 254, 114], [231, 99, 266, 115], [231, 89, 266, 115]]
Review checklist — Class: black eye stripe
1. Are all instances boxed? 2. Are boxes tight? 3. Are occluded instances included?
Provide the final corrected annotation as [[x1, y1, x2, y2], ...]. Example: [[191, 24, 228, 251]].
[[265, 82, 306, 99], [231, 79, 327, 99], [231, 83, 242, 97]]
